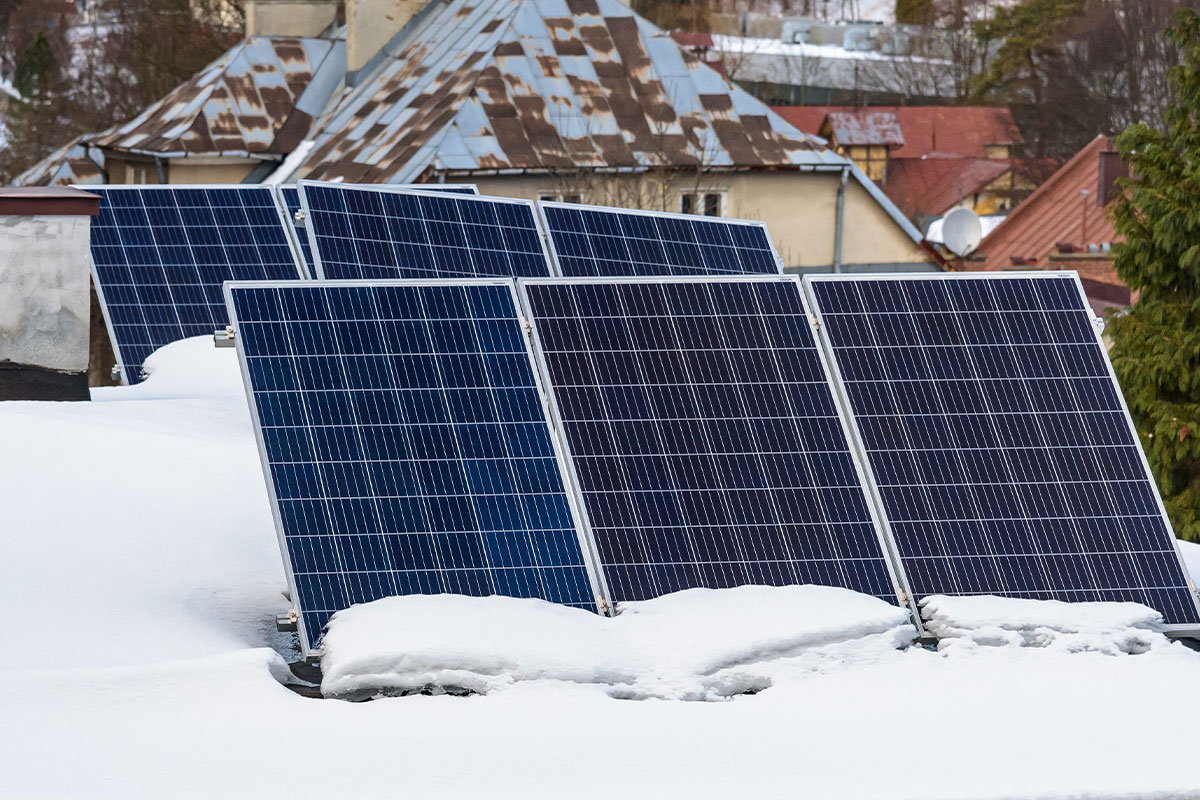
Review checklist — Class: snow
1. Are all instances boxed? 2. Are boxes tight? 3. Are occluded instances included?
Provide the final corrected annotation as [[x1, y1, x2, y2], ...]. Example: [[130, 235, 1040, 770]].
[[320, 586, 914, 701], [263, 139, 315, 185], [4, 336, 1200, 798]]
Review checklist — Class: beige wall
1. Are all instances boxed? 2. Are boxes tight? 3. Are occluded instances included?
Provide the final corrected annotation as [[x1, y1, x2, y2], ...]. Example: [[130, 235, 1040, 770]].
[[245, 0, 339, 37], [166, 157, 262, 185], [346, 0, 424, 72], [469, 171, 933, 271]]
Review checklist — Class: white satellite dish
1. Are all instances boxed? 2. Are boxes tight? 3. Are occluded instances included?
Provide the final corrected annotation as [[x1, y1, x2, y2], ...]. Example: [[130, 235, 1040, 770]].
[[941, 206, 983, 257]]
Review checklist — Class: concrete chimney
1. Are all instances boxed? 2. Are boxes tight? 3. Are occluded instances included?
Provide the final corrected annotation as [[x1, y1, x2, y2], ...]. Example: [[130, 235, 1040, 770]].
[[346, 0, 424, 74], [244, 0, 339, 37]]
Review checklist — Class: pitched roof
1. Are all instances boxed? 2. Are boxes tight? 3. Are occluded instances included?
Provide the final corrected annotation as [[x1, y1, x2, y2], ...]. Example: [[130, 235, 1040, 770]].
[[884, 156, 1010, 220], [13, 135, 105, 186], [822, 110, 904, 148], [90, 36, 345, 159], [972, 135, 1118, 271], [298, 0, 841, 183], [772, 105, 1022, 159]]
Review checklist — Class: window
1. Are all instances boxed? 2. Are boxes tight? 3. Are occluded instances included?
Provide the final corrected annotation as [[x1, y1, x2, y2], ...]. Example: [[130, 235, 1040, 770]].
[[540, 192, 581, 203], [681, 192, 723, 217], [846, 145, 888, 183]]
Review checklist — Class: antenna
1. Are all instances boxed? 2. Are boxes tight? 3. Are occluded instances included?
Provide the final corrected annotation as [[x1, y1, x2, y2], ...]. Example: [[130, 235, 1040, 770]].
[[941, 206, 983, 257]]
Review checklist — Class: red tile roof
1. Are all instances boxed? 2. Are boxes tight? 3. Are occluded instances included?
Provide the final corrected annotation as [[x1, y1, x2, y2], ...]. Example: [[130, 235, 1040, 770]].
[[772, 105, 1022, 159], [971, 135, 1118, 271], [884, 156, 1011, 220]]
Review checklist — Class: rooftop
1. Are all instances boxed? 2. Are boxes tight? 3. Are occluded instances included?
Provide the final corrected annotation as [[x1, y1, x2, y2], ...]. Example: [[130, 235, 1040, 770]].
[[90, 36, 346, 159], [298, 0, 841, 183], [772, 105, 1022, 159]]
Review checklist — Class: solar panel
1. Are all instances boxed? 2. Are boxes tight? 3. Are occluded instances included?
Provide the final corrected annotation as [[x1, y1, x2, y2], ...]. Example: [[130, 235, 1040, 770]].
[[538, 202, 784, 277], [275, 184, 479, 271], [299, 182, 551, 281], [226, 279, 604, 655], [805, 272, 1200, 628], [86, 185, 305, 384], [520, 275, 907, 607]]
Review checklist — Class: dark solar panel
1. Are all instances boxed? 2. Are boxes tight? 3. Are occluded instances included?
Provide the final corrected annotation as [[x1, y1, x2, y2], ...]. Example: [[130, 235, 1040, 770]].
[[806, 272, 1200, 627], [299, 182, 550, 280], [87, 185, 304, 384], [227, 279, 602, 655], [521, 276, 904, 606], [276, 184, 478, 271], [539, 202, 783, 277]]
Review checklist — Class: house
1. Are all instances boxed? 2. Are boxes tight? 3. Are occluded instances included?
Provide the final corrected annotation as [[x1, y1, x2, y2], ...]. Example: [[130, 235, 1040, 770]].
[[967, 135, 1129, 315], [772, 104, 1034, 227], [17, 0, 942, 274]]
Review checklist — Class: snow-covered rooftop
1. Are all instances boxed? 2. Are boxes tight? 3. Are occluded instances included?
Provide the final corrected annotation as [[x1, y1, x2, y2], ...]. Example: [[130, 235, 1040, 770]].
[[4, 337, 1200, 797]]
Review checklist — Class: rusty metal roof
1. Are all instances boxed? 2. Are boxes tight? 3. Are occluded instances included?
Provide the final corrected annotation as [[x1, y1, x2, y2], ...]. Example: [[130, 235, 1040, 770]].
[[13, 135, 105, 187], [90, 36, 345, 159], [823, 110, 905, 148], [298, 0, 843, 183]]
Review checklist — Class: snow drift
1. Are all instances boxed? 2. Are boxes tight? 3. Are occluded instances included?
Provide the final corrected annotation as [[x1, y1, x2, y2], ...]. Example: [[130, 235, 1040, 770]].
[[319, 586, 916, 701]]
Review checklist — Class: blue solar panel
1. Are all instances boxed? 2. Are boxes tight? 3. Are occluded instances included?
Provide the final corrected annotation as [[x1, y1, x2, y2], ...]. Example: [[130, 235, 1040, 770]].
[[276, 184, 479, 271], [226, 279, 602, 655], [539, 202, 783, 277], [806, 272, 1200, 627], [299, 182, 551, 280], [87, 185, 304, 384], [521, 276, 904, 606]]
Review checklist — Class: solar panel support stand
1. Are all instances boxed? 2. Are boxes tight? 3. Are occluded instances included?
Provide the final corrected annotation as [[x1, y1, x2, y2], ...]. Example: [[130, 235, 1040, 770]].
[[275, 609, 298, 633]]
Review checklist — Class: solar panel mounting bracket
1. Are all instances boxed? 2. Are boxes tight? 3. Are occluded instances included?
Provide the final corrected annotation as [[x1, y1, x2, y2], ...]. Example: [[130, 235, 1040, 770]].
[[275, 608, 298, 633], [213, 326, 237, 348], [110, 364, 121, 382]]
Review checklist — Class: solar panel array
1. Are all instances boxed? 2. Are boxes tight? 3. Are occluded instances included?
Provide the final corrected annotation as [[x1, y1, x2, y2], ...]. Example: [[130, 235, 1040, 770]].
[[87, 185, 304, 384], [226, 280, 600, 654], [276, 184, 479, 271], [522, 277, 902, 604], [539, 202, 783, 278], [300, 182, 552, 281], [806, 273, 1200, 626]]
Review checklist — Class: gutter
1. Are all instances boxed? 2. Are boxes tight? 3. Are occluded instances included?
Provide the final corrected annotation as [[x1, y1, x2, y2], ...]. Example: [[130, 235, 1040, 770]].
[[833, 165, 848, 273]]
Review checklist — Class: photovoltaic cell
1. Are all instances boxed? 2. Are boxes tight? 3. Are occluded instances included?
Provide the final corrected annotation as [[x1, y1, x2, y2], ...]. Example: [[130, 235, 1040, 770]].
[[806, 273, 1200, 626], [522, 276, 903, 605], [226, 280, 601, 654], [539, 202, 783, 278], [299, 182, 551, 280], [87, 185, 304, 384], [276, 184, 479, 270]]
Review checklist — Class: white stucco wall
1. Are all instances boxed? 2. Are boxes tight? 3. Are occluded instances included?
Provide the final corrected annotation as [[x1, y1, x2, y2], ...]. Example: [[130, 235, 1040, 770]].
[[0, 214, 92, 372]]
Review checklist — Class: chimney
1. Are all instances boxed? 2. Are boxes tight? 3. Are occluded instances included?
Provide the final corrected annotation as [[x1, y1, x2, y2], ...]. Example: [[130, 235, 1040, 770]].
[[1096, 149, 1128, 207], [244, 0, 339, 37], [346, 0, 424, 74]]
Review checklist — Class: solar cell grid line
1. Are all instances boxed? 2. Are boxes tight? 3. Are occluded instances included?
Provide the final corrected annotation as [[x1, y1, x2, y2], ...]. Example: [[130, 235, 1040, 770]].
[[225, 278, 607, 656], [275, 184, 480, 272], [519, 274, 914, 617], [83, 184, 306, 385], [537, 201, 785, 278], [804, 271, 1200, 629], [298, 181, 552, 281]]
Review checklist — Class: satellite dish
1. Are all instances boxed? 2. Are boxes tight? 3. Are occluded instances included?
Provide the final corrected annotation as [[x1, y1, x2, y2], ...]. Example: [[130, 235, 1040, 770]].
[[941, 207, 983, 257]]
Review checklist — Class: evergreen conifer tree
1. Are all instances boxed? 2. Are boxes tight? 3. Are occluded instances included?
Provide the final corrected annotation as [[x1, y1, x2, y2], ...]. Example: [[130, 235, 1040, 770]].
[[1109, 7, 1200, 541]]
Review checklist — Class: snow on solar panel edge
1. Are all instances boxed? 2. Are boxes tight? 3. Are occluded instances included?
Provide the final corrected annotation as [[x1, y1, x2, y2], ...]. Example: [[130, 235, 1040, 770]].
[[224, 278, 611, 658], [802, 270, 1200, 632], [516, 274, 918, 626]]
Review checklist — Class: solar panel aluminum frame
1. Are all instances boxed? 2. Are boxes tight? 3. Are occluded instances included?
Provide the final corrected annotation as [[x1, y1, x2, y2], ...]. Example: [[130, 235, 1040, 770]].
[[224, 277, 614, 658], [802, 269, 1200, 636], [516, 274, 922, 630], [297, 181, 553, 281], [80, 184, 308, 385], [536, 201, 786, 277], [269, 184, 314, 278]]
